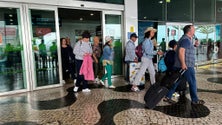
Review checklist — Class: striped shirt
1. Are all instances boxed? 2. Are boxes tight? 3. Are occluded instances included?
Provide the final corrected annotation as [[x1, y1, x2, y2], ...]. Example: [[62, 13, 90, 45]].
[[73, 40, 92, 60], [124, 40, 137, 61]]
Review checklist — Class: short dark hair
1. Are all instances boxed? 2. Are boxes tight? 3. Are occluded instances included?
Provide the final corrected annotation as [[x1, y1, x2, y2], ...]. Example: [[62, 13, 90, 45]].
[[130, 33, 138, 38], [82, 30, 91, 38], [183, 25, 193, 34]]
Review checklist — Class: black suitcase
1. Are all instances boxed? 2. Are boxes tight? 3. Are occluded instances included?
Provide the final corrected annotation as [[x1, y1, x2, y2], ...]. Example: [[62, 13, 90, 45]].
[[175, 77, 187, 96], [144, 69, 186, 109], [160, 70, 186, 89], [144, 83, 169, 109]]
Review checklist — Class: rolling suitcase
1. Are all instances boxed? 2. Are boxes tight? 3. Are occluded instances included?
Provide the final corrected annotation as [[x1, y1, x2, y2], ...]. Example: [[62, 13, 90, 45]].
[[175, 78, 187, 96], [144, 69, 186, 109], [144, 83, 169, 109]]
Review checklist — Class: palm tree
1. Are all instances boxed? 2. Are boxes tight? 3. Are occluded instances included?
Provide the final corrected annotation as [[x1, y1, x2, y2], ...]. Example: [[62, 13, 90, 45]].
[[195, 25, 214, 42]]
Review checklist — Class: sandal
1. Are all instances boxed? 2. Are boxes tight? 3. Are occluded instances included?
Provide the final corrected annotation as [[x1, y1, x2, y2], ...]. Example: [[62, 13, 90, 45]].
[[191, 100, 205, 105], [163, 97, 176, 104]]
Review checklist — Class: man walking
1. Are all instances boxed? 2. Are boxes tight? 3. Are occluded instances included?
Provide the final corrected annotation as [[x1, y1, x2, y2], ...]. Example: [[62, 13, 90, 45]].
[[174, 25, 205, 105], [124, 33, 138, 81]]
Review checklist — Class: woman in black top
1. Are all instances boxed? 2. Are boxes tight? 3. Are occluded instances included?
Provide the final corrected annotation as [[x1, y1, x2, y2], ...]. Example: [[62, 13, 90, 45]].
[[61, 38, 75, 82]]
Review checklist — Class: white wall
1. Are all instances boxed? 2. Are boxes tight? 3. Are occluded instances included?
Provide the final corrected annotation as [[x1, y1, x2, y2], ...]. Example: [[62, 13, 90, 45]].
[[124, 0, 138, 45]]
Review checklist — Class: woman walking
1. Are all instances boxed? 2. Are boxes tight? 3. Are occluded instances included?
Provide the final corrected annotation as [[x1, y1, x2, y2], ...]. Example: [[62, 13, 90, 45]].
[[99, 36, 115, 89], [73, 31, 93, 92]]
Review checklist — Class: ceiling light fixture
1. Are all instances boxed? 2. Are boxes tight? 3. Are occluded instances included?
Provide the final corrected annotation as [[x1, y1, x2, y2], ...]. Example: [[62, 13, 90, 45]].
[[90, 13, 94, 16], [80, 18, 83, 21], [159, 1, 163, 4]]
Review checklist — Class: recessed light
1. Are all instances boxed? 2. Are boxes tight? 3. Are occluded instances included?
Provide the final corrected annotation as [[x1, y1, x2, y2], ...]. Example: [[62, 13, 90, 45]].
[[144, 16, 147, 19], [90, 13, 94, 16], [10, 23, 13, 25], [10, 19, 13, 22], [159, 1, 163, 4], [80, 18, 83, 21], [9, 14, 13, 17]]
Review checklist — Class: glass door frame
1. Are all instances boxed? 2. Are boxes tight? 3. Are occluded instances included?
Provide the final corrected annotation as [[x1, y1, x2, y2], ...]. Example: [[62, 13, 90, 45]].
[[0, 2, 29, 95], [26, 4, 63, 91], [102, 10, 124, 76]]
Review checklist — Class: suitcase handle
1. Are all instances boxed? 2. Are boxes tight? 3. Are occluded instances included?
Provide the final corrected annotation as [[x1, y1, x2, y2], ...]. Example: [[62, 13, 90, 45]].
[[179, 69, 186, 75]]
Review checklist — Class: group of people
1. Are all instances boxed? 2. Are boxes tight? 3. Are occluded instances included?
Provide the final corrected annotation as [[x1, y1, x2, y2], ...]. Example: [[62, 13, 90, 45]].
[[125, 25, 205, 105], [63, 25, 205, 105], [61, 31, 116, 93]]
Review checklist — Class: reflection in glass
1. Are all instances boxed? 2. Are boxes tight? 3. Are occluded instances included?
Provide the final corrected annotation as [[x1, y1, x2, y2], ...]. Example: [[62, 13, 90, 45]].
[[0, 8, 26, 92], [195, 0, 215, 22], [30, 10, 59, 87], [167, 0, 192, 22], [138, 0, 165, 21], [195, 25, 217, 63]]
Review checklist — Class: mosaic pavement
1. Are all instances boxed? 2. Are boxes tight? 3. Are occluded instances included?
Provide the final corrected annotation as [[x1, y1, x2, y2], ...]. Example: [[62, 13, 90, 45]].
[[0, 63, 222, 125]]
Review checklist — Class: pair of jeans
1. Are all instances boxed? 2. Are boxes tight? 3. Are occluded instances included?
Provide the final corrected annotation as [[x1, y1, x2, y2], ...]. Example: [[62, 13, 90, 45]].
[[125, 61, 133, 82], [75, 59, 88, 89], [101, 64, 112, 86], [166, 67, 198, 102]]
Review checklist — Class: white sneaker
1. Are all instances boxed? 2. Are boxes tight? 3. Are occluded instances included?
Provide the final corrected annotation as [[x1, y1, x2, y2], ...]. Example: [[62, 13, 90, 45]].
[[73, 79, 76, 85], [108, 85, 116, 89], [99, 80, 105, 86], [94, 78, 99, 84], [82, 88, 91, 92], [73, 87, 79, 92]]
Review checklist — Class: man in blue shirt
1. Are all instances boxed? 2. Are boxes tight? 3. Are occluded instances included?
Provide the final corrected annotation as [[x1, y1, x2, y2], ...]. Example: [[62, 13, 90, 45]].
[[165, 25, 205, 105], [124, 33, 138, 81]]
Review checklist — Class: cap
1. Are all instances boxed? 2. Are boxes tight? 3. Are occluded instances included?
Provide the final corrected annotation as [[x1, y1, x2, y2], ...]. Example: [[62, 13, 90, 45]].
[[144, 27, 157, 33], [130, 33, 138, 38], [105, 36, 112, 42], [82, 31, 91, 38], [168, 40, 177, 48]]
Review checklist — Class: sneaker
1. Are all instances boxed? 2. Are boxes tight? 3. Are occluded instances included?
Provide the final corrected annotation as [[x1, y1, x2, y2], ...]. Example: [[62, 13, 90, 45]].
[[82, 88, 91, 92], [73, 87, 79, 92], [163, 97, 176, 104], [191, 100, 205, 105], [95, 78, 100, 84], [131, 87, 140, 92], [99, 80, 105, 86], [108, 85, 116, 89], [73, 79, 76, 85]]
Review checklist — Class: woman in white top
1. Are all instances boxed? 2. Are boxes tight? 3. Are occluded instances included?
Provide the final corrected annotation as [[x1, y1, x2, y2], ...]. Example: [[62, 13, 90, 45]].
[[73, 31, 93, 92]]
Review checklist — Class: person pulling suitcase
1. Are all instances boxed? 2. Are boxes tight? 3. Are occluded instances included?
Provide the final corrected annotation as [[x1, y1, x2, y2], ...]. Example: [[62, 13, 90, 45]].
[[164, 25, 205, 105]]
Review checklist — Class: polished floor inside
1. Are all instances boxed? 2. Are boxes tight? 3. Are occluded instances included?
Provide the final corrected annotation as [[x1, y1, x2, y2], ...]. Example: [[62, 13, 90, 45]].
[[0, 63, 222, 125]]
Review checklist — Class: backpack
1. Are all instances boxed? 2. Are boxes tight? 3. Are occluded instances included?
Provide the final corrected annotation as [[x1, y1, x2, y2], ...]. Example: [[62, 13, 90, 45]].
[[158, 56, 167, 73], [135, 42, 143, 60]]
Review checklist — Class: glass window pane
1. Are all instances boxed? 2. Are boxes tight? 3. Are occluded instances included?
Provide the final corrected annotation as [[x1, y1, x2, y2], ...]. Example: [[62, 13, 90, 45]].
[[30, 9, 59, 87], [0, 8, 26, 92], [216, 0, 222, 23], [138, 0, 165, 21], [195, 0, 215, 22], [215, 24, 222, 59], [195, 25, 216, 63], [105, 14, 122, 75], [167, 0, 192, 22]]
